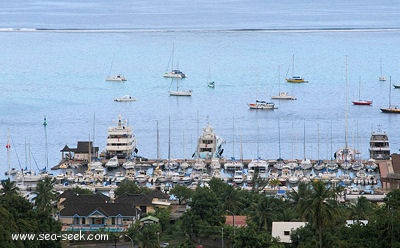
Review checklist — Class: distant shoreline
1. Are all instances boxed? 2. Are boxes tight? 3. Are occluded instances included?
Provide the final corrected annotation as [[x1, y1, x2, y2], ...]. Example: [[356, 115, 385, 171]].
[[1, 27, 400, 33]]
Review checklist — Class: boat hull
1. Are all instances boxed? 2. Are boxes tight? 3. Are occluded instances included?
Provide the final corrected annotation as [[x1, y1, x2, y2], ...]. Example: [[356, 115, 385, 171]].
[[169, 90, 192, 96], [286, 78, 307, 83], [381, 107, 400, 113], [248, 101, 276, 109], [352, 100, 372, 105]]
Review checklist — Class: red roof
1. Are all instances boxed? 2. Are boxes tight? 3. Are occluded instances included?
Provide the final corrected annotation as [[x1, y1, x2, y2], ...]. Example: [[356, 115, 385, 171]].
[[225, 215, 247, 227]]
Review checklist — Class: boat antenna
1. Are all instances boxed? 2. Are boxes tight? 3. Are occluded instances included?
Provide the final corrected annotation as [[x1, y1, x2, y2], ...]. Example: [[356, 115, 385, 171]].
[[43, 116, 48, 171]]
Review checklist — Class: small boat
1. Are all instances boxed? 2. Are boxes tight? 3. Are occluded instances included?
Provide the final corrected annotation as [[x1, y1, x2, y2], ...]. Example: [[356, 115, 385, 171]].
[[122, 160, 135, 169], [208, 81, 215, 88], [300, 159, 312, 170], [271, 66, 297, 100], [164, 43, 186, 79], [114, 95, 136, 102], [271, 92, 297, 100], [4, 168, 18, 176], [233, 170, 244, 184], [352, 78, 372, 105], [393, 84, 400, 89], [169, 78, 192, 96], [352, 100, 372, 105], [285, 55, 308, 83], [313, 160, 326, 171], [105, 156, 119, 168], [248, 100, 276, 110], [381, 77, 400, 113], [286, 76, 307, 83], [164, 69, 186, 79], [106, 75, 127, 82]]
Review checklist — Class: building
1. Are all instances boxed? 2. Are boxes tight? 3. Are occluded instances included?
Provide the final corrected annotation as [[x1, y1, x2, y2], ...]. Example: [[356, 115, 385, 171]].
[[58, 190, 138, 232], [225, 215, 247, 227], [60, 141, 99, 162], [271, 222, 307, 243], [380, 154, 400, 190]]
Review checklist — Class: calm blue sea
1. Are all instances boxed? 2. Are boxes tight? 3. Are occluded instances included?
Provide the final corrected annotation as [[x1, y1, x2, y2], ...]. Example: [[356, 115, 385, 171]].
[[1, 0, 400, 178]]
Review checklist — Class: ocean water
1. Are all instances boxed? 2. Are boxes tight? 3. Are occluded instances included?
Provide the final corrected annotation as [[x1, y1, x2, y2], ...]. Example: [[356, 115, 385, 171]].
[[1, 1, 400, 178]]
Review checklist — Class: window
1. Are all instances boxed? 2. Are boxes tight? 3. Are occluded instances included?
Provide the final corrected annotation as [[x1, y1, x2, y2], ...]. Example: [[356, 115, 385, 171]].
[[73, 217, 79, 225], [284, 231, 290, 236]]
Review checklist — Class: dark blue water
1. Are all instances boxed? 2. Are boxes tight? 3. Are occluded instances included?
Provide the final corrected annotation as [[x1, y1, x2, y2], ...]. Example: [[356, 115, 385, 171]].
[[1, 1, 400, 178]]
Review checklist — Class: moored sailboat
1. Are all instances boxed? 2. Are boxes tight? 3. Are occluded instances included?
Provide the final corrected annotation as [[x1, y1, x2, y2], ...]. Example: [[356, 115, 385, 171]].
[[381, 77, 400, 113], [352, 77, 372, 105], [285, 54, 308, 83]]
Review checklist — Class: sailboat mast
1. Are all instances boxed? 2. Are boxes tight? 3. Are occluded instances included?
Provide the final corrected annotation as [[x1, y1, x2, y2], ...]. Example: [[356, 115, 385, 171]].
[[278, 119, 281, 159], [232, 117, 235, 159], [157, 120, 160, 161], [6, 129, 11, 178], [345, 56, 349, 148], [92, 112, 96, 158], [303, 120, 306, 160], [292, 54, 295, 76], [389, 76, 392, 107], [43, 116, 48, 170], [171, 42, 175, 71], [168, 117, 171, 163]]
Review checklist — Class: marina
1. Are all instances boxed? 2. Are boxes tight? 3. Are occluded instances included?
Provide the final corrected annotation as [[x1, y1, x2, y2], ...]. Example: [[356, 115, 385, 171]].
[[4, 114, 388, 201]]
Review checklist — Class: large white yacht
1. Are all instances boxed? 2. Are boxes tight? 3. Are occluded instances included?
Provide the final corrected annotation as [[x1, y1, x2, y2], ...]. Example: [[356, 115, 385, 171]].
[[369, 129, 390, 160], [105, 114, 137, 159], [194, 123, 224, 159]]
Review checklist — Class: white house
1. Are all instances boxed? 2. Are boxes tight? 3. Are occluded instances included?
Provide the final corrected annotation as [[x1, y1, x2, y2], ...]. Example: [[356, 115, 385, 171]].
[[271, 222, 307, 243]]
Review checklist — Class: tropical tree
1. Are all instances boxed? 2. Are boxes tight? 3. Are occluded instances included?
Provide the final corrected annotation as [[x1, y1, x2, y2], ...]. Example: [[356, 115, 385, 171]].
[[350, 196, 374, 221], [169, 185, 193, 205], [288, 180, 340, 248], [128, 222, 161, 248], [33, 176, 57, 214], [0, 178, 19, 196], [115, 179, 146, 197]]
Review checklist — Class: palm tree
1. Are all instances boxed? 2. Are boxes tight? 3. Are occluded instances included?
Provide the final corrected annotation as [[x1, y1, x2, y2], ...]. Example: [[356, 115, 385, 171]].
[[286, 182, 312, 221], [351, 196, 373, 221], [33, 176, 57, 214], [0, 178, 19, 195], [289, 180, 339, 248]]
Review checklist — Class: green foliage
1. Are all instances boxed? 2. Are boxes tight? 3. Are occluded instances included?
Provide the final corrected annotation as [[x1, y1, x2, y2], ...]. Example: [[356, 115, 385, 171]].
[[189, 186, 224, 226], [154, 207, 171, 232], [169, 184, 193, 205], [128, 222, 161, 248], [33, 176, 58, 214], [114, 179, 148, 197], [70, 186, 93, 195], [0, 182, 61, 248], [0, 178, 19, 196]]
